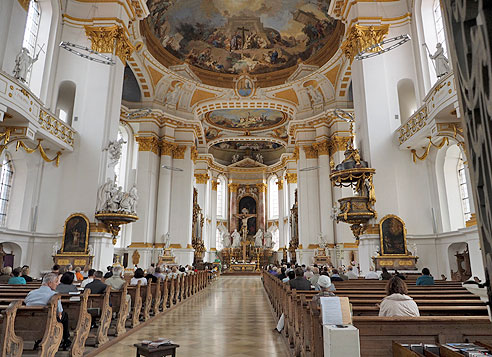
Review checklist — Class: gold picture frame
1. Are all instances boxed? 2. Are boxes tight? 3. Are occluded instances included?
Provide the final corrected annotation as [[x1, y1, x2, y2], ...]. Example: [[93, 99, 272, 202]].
[[60, 213, 90, 255], [379, 214, 408, 256]]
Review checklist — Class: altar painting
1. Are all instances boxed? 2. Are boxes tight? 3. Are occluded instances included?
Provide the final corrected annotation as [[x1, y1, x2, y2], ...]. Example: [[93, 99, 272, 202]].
[[379, 215, 407, 256], [61, 213, 89, 254]]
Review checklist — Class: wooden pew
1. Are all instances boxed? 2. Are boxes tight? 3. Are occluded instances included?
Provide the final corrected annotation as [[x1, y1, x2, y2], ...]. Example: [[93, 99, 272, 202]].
[[15, 295, 63, 357], [61, 289, 91, 357], [108, 283, 129, 336], [127, 281, 142, 328], [140, 281, 152, 321], [0, 300, 23, 357], [86, 286, 112, 347], [151, 278, 162, 315]]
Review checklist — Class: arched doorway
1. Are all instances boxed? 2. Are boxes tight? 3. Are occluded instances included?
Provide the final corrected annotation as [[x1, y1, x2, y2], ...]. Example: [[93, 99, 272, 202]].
[[238, 196, 257, 235]]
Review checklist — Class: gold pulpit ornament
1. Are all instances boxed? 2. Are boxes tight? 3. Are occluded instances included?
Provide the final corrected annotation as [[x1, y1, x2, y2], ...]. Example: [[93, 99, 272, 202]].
[[330, 110, 377, 243]]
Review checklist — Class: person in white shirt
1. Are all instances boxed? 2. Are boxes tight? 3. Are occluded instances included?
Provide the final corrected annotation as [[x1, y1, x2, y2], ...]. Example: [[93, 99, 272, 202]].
[[346, 266, 359, 280], [130, 268, 148, 286], [80, 269, 95, 288], [379, 277, 419, 317], [364, 266, 380, 280], [154, 267, 167, 280]]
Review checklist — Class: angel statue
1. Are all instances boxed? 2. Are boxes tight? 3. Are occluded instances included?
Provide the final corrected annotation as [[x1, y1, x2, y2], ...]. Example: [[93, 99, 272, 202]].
[[96, 178, 114, 212], [231, 229, 241, 248], [264, 231, 273, 249], [318, 233, 328, 249], [163, 232, 171, 249], [306, 85, 323, 107], [222, 231, 231, 248], [254, 229, 263, 247], [104, 138, 127, 167], [52, 242, 60, 256]]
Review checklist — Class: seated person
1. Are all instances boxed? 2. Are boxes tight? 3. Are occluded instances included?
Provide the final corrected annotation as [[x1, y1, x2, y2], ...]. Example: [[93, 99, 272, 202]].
[[416, 268, 435, 286], [311, 275, 335, 305], [74, 267, 84, 281], [21, 266, 33, 282], [130, 268, 148, 286], [364, 267, 380, 280], [80, 269, 95, 288], [84, 271, 107, 294], [25, 273, 71, 350], [346, 266, 358, 280], [51, 264, 60, 275], [56, 272, 79, 293], [0, 266, 12, 283], [378, 277, 420, 317], [330, 269, 344, 282], [8, 267, 26, 285], [381, 267, 392, 280], [105, 266, 126, 290], [289, 267, 312, 290], [154, 267, 167, 281], [145, 266, 157, 283], [277, 267, 287, 281], [309, 267, 320, 287], [283, 270, 295, 283], [104, 266, 113, 279]]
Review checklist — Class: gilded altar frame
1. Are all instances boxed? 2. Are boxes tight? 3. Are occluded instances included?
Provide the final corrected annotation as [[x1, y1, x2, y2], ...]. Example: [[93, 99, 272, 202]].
[[60, 213, 90, 255], [379, 214, 408, 256]]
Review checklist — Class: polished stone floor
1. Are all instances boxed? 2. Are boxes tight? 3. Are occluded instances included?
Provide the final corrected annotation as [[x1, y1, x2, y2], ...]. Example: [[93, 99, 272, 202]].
[[96, 276, 289, 356]]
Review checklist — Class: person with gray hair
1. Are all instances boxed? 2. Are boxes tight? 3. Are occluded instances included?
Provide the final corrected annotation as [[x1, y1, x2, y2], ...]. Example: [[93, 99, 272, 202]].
[[0, 266, 12, 283], [25, 272, 71, 349], [105, 266, 126, 290]]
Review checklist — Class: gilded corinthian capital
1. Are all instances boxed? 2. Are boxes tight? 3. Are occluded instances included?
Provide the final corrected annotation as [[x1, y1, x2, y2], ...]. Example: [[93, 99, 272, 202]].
[[194, 173, 209, 184], [135, 136, 159, 155], [341, 24, 389, 62], [160, 140, 177, 156], [84, 25, 134, 64]]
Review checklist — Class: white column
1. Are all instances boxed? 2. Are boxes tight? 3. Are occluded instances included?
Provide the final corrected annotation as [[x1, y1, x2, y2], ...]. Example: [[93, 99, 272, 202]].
[[169, 146, 195, 265], [155, 147, 173, 246], [209, 178, 218, 261], [277, 179, 286, 249], [317, 149, 334, 244]]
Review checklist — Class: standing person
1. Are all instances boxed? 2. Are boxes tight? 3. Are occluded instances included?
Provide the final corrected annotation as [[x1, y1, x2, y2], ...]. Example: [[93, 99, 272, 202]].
[[25, 273, 71, 350], [379, 277, 420, 317], [416, 268, 435, 286], [8, 268, 26, 284]]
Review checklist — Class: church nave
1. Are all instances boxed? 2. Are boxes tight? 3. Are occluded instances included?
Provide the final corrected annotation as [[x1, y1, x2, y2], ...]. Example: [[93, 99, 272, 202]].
[[97, 277, 288, 357]]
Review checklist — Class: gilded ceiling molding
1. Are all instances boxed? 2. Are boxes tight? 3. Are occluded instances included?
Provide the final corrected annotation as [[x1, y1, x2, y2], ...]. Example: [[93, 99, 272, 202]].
[[293, 146, 299, 162], [303, 145, 319, 159], [276, 179, 284, 190], [136, 136, 159, 155], [172, 145, 187, 159], [194, 173, 210, 184], [84, 25, 134, 64], [17, 0, 29, 11], [256, 183, 268, 193], [286, 173, 297, 184], [341, 24, 389, 62], [211, 180, 219, 191], [160, 140, 177, 156], [228, 183, 239, 193]]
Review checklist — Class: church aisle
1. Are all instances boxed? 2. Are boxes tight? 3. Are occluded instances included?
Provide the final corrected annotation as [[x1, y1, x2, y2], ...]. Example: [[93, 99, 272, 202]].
[[96, 276, 290, 356]]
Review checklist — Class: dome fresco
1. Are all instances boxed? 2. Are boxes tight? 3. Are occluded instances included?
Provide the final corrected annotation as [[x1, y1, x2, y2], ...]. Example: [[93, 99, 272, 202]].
[[145, 0, 339, 76]]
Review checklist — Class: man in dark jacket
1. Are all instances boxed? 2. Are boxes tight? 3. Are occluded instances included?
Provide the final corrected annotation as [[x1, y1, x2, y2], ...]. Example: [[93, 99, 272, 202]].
[[277, 267, 287, 281], [84, 271, 107, 294], [289, 267, 312, 290]]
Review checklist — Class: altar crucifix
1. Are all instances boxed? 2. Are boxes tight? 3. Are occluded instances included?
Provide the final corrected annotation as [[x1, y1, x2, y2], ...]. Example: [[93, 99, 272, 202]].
[[233, 209, 257, 262]]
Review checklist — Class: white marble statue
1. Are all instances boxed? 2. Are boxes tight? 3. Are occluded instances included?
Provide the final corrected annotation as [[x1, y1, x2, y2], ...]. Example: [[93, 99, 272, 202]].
[[105, 138, 126, 167], [318, 232, 328, 248], [254, 229, 263, 247], [163, 232, 171, 249], [128, 184, 138, 213], [52, 242, 60, 256], [306, 85, 323, 107], [264, 230, 273, 249], [232, 154, 240, 163], [231, 229, 241, 248], [255, 153, 264, 164], [222, 231, 231, 248], [165, 84, 181, 106], [429, 43, 450, 77], [238, 187, 246, 197], [88, 245, 94, 256], [13, 47, 38, 83], [96, 178, 114, 212]]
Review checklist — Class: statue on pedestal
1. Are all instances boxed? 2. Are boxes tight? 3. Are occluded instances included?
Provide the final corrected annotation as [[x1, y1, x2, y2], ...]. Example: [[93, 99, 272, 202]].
[[231, 229, 241, 248], [163, 232, 171, 249], [222, 231, 231, 248], [427, 42, 450, 78], [254, 229, 263, 247], [306, 85, 323, 107], [13, 47, 39, 83], [264, 231, 273, 249]]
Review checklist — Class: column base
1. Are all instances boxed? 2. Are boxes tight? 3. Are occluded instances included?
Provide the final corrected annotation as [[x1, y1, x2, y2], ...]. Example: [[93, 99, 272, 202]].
[[89, 232, 114, 271], [358, 234, 379, 276]]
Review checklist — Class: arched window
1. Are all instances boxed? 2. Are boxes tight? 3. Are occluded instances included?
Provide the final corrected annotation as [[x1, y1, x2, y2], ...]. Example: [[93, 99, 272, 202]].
[[216, 176, 226, 218], [0, 155, 14, 227], [432, 0, 447, 56], [268, 176, 279, 219], [114, 126, 129, 188], [21, 0, 41, 82], [457, 153, 471, 222]]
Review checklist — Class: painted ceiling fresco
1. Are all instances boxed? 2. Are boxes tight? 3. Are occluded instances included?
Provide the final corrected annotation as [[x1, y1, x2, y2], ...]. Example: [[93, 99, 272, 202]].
[[146, 0, 337, 75], [212, 140, 284, 151], [205, 108, 286, 130]]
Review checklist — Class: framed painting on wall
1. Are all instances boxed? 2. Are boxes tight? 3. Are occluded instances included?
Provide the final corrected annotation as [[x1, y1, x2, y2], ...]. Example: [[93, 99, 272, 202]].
[[379, 214, 407, 256], [61, 213, 90, 254]]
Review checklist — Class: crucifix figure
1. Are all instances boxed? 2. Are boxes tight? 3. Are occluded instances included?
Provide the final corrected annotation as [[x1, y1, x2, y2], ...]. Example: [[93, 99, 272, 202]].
[[237, 26, 250, 49], [233, 212, 256, 237]]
